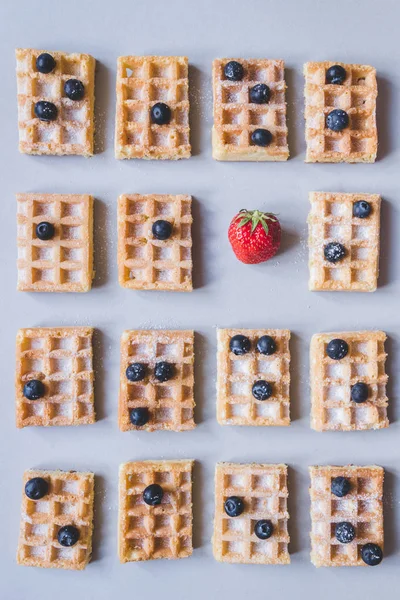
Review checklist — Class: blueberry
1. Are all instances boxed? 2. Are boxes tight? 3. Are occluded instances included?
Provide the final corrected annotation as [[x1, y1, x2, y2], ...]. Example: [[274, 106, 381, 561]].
[[64, 79, 85, 101], [152, 220, 172, 240], [58, 525, 80, 547], [23, 380, 45, 400], [326, 109, 349, 132], [34, 101, 58, 122], [324, 242, 346, 263], [143, 483, 163, 506], [251, 129, 272, 147], [249, 84, 270, 104], [252, 380, 273, 401], [256, 335, 276, 355], [254, 519, 274, 540], [25, 477, 49, 500], [229, 335, 251, 356], [154, 362, 174, 382], [36, 53, 56, 74], [351, 382, 369, 403], [36, 222, 55, 241], [361, 543, 383, 566], [353, 200, 372, 219], [126, 363, 146, 382], [331, 476, 351, 498], [335, 521, 355, 544], [129, 407, 149, 427], [150, 102, 171, 125], [224, 61, 244, 81], [326, 65, 347, 85], [224, 496, 244, 517], [326, 339, 349, 360]]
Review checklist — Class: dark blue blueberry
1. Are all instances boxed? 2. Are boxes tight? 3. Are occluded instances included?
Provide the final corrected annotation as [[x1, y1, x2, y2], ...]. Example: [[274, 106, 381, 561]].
[[326, 65, 347, 85], [331, 476, 351, 498], [254, 519, 274, 540], [36, 221, 55, 241], [224, 496, 244, 517], [150, 102, 171, 125], [129, 407, 149, 427], [23, 380, 45, 400], [256, 335, 276, 356], [143, 483, 163, 506], [58, 525, 80, 547], [252, 380, 273, 401], [249, 83, 270, 104], [324, 242, 346, 263], [229, 335, 251, 356], [326, 339, 349, 360], [353, 200, 372, 219], [64, 79, 85, 101], [34, 101, 58, 121], [335, 521, 355, 544], [25, 477, 49, 500], [126, 363, 146, 382], [224, 61, 244, 81], [351, 382, 369, 403], [326, 109, 349, 132], [361, 543, 383, 566], [152, 220, 172, 240], [154, 362, 174, 382], [36, 53, 56, 74], [251, 128, 272, 147]]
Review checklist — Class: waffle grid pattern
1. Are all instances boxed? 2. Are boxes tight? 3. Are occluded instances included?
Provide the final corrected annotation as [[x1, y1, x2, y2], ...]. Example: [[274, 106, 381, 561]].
[[304, 61, 377, 163], [118, 460, 193, 561], [16, 327, 95, 428], [17, 470, 94, 570], [213, 463, 290, 564], [117, 194, 192, 291], [308, 192, 381, 292], [217, 329, 291, 426], [16, 48, 95, 156], [115, 56, 190, 159], [310, 331, 388, 431], [212, 58, 289, 161], [309, 465, 384, 567]]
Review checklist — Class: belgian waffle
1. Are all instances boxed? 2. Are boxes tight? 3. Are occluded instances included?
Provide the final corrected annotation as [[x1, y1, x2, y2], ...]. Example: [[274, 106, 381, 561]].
[[16, 327, 95, 428], [119, 330, 195, 432], [310, 331, 388, 431], [118, 460, 193, 561], [309, 465, 384, 567], [17, 193, 94, 293], [212, 58, 288, 161], [304, 61, 377, 163], [17, 469, 94, 570], [115, 56, 190, 159], [117, 194, 192, 291], [16, 49, 95, 156], [217, 329, 291, 426], [213, 463, 290, 564], [308, 192, 381, 292]]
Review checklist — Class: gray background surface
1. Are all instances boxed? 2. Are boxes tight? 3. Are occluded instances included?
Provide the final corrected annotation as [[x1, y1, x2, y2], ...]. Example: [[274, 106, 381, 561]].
[[0, 0, 399, 598]]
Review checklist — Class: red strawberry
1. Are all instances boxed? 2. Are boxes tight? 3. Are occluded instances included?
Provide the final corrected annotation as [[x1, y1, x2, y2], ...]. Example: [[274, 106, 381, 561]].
[[228, 209, 281, 264]]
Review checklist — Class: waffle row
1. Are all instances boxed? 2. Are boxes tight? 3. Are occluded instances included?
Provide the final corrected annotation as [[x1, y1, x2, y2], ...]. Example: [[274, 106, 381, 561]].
[[16, 49, 378, 162]]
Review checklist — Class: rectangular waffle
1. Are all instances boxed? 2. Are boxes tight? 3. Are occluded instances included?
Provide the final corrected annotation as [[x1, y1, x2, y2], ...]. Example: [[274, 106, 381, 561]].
[[310, 331, 388, 431], [115, 56, 190, 159], [17, 469, 94, 570], [213, 463, 290, 564], [16, 327, 95, 428], [217, 329, 291, 426], [117, 194, 192, 291], [212, 58, 289, 161], [119, 330, 195, 432], [309, 465, 384, 567], [16, 49, 95, 156], [304, 61, 377, 163], [17, 193, 94, 292], [308, 192, 381, 292], [118, 460, 193, 562]]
